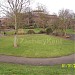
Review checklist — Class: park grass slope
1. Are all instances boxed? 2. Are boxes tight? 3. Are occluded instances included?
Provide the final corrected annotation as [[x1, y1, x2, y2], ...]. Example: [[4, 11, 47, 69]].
[[0, 34, 75, 58]]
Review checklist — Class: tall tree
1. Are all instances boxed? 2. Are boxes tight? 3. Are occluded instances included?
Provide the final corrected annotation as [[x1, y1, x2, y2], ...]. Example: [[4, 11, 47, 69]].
[[0, 0, 29, 47], [37, 4, 49, 29], [71, 13, 75, 31], [58, 9, 73, 36]]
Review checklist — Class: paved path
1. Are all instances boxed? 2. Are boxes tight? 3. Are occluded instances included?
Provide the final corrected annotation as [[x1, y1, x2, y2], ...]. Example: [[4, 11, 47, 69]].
[[0, 33, 75, 65], [67, 34, 75, 41], [68, 34, 75, 40], [0, 54, 75, 66]]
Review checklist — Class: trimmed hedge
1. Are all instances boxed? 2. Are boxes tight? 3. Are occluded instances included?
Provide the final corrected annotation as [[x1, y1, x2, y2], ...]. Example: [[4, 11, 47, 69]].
[[38, 30, 46, 34], [46, 27, 53, 35], [27, 30, 35, 34]]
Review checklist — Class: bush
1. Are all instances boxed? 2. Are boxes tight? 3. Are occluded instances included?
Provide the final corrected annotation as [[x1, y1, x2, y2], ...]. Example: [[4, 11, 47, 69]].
[[4, 32, 6, 35], [27, 30, 35, 34], [38, 30, 46, 34], [52, 30, 58, 36], [53, 30, 65, 36], [17, 29, 25, 35], [46, 27, 53, 35], [58, 32, 64, 36]]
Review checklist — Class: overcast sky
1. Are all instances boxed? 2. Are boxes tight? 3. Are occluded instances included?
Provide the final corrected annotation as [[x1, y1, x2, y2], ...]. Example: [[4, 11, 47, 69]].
[[0, 0, 75, 17], [31, 0, 75, 14]]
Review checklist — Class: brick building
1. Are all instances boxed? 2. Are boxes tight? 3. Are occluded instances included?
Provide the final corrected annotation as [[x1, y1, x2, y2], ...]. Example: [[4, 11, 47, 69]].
[[0, 11, 58, 28]]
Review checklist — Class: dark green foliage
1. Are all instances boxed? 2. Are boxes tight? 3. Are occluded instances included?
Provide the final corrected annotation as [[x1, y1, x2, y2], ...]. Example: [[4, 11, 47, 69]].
[[34, 24, 39, 28], [4, 32, 6, 35], [46, 27, 53, 35], [27, 30, 35, 34], [38, 30, 46, 34]]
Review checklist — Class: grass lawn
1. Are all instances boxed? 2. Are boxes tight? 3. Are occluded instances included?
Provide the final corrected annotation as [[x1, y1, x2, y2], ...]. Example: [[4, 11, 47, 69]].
[[2, 28, 75, 35], [65, 29, 75, 34], [2, 28, 43, 35], [0, 63, 74, 75], [0, 34, 74, 57]]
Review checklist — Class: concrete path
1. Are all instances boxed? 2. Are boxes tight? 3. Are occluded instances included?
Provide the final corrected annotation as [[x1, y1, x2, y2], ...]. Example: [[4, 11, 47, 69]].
[[67, 34, 75, 41], [0, 54, 75, 66]]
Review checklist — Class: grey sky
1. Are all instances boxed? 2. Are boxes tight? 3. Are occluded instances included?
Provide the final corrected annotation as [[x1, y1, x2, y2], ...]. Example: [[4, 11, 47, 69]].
[[0, 0, 75, 17], [31, 0, 75, 14]]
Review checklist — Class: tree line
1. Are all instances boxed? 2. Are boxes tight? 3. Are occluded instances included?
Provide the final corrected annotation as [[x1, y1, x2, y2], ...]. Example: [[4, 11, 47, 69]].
[[0, 0, 75, 47]]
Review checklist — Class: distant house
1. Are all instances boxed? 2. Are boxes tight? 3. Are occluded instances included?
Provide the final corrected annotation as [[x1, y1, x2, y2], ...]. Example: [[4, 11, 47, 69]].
[[0, 18, 9, 29], [0, 11, 59, 29], [32, 10, 58, 28]]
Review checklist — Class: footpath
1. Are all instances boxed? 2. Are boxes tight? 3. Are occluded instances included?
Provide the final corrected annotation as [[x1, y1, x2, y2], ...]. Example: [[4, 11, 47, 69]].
[[0, 54, 75, 66]]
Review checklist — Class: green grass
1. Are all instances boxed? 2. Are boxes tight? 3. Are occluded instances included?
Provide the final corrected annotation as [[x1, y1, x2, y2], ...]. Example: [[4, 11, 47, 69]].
[[1, 28, 43, 35], [6, 30, 15, 35], [0, 63, 74, 75], [0, 34, 75, 57], [65, 29, 75, 34], [24, 28, 43, 33], [2, 28, 75, 35]]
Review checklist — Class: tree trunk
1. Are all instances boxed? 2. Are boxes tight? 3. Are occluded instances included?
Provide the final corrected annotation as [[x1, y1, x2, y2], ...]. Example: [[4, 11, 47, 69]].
[[14, 14, 18, 47], [14, 34, 18, 47], [73, 24, 75, 32], [64, 24, 67, 37]]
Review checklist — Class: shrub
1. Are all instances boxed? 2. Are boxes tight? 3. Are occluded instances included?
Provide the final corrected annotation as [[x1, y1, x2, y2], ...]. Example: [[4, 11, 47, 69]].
[[46, 27, 53, 35], [58, 32, 64, 36], [17, 29, 25, 35], [53, 30, 65, 36], [38, 30, 46, 34], [52, 30, 58, 36], [27, 30, 35, 34], [4, 32, 6, 35]]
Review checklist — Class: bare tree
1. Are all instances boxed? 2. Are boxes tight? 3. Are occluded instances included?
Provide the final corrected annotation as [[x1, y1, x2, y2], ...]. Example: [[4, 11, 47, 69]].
[[58, 9, 73, 36], [0, 0, 29, 47], [71, 13, 75, 31], [37, 4, 49, 29]]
